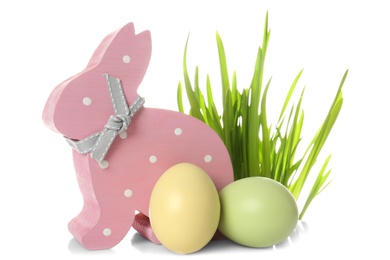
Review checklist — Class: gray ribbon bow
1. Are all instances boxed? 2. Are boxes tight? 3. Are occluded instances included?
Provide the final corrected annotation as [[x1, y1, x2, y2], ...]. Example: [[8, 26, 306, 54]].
[[65, 74, 145, 165]]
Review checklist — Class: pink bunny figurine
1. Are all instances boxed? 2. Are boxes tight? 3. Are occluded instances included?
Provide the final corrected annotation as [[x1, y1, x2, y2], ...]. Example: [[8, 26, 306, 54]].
[[42, 22, 233, 250]]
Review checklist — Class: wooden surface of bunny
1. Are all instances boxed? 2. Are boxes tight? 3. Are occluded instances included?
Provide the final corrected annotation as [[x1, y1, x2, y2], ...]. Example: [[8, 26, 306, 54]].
[[42, 22, 234, 250]]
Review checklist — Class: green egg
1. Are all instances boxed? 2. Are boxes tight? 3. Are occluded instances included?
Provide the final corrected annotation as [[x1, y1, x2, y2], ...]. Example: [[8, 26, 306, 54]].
[[218, 177, 298, 248]]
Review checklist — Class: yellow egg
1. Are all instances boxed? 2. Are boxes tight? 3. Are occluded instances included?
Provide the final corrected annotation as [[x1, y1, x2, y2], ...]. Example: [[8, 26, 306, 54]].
[[149, 163, 220, 254]]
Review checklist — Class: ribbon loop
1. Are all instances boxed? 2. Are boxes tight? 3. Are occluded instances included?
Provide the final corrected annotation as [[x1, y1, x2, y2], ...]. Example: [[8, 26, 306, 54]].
[[64, 74, 145, 165]]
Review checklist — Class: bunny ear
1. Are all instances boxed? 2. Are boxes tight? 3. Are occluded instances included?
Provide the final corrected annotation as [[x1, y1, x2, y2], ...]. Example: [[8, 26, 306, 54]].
[[86, 22, 142, 68], [97, 23, 152, 101], [120, 22, 136, 36], [86, 23, 134, 68], [81, 22, 152, 104]]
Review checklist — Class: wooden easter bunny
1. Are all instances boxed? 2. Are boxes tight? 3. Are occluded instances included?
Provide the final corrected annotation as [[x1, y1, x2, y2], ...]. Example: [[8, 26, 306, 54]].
[[42, 22, 233, 250]]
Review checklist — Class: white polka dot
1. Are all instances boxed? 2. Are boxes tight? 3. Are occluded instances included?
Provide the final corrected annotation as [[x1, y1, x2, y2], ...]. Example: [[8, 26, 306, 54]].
[[149, 155, 157, 163], [174, 128, 183, 136], [83, 97, 92, 106], [204, 155, 213, 163], [123, 55, 131, 63], [124, 189, 133, 198], [119, 131, 127, 139], [99, 160, 109, 169], [103, 228, 112, 236]]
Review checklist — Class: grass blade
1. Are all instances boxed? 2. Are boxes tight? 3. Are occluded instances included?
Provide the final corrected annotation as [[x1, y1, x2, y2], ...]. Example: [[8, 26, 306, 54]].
[[290, 70, 347, 199], [183, 35, 204, 121], [260, 78, 272, 178], [216, 32, 230, 106], [299, 155, 332, 219], [247, 48, 262, 177], [278, 69, 304, 122], [177, 81, 184, 113]]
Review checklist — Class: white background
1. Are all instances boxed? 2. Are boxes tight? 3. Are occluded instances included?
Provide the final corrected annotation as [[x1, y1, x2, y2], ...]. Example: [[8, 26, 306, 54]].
[[1, 0, 389, 259]]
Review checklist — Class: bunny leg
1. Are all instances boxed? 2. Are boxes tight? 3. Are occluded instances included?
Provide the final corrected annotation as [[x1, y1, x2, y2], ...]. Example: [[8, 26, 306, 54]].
[[69, 206, 135, 250], [132, 212, 161, 244]]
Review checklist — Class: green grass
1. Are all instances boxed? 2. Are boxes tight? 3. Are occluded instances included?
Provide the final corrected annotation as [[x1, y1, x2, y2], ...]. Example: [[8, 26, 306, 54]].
[[177, 12, 348, 220]]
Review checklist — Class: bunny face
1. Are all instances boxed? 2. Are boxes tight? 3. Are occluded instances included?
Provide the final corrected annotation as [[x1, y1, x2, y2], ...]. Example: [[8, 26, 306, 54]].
[[42, 23, 152, 140]]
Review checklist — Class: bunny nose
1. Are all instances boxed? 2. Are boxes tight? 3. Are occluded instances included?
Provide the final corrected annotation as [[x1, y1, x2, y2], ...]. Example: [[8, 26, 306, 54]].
[[105, 115, 131, 134]]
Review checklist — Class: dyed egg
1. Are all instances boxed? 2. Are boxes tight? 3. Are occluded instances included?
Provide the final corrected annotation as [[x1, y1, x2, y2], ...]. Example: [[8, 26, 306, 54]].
[[149, 163, 220, 254], [218, 177, 298, 248]]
